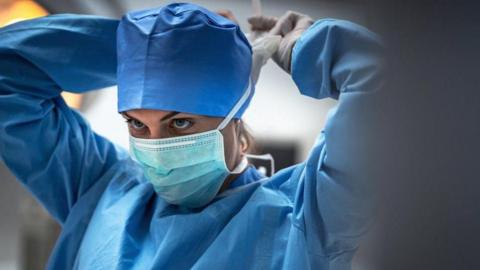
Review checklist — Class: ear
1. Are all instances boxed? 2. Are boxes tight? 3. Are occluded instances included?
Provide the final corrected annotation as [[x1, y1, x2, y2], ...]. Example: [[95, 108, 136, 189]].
[[235, 120, 248, 154], [240, 136, 248, 154]]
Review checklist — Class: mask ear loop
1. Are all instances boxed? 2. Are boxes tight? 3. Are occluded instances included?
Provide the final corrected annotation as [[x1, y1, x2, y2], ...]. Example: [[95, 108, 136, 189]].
[[216, 79, 254, 175], [215, 78, 277, 177], [229, 157, 249, 174], [216, 79, 253, 131]]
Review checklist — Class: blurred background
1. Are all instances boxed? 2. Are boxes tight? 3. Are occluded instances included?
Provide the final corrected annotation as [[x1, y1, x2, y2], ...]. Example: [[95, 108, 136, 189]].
[[1, 0, 480, 270]]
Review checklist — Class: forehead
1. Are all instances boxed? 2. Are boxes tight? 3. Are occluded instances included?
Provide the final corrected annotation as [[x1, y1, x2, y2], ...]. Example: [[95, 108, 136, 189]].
[[123, 109, 175, 119]]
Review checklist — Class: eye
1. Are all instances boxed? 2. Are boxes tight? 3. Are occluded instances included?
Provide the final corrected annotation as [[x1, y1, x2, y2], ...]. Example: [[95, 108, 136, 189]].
[[171, 119, 192, 130], [127, 119, 146, 130]]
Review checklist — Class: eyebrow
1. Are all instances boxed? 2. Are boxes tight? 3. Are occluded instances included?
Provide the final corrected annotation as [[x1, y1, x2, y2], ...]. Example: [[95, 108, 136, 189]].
[[160, 112, 180, 122], [122, 111, 180, 122]]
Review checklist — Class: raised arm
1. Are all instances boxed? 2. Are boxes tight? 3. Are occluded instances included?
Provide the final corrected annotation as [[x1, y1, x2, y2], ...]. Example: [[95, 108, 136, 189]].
[[292, 18, 383, 256], [0, 14, 127, 224], [250, 13, 383, 257]]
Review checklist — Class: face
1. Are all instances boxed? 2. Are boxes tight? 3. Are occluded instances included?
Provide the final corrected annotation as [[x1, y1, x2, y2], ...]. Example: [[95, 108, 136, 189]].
[[122, 109, 244, 176]]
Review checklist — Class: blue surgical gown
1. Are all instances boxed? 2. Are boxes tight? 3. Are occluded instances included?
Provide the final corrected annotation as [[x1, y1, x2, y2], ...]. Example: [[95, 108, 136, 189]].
[[0, 14, 382, 270]]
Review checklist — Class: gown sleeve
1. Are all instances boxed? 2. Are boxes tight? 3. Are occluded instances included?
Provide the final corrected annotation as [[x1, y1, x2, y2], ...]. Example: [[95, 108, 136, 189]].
[[0, 14, 127, 224], [290, 19, 384, 256]]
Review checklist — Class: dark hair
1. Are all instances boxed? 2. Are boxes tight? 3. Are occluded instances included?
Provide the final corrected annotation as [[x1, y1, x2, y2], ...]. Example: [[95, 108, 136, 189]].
[[237, 120, 257, 154]]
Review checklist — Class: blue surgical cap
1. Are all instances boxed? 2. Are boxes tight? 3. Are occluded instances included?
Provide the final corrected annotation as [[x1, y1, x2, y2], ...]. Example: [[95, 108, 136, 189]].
[[116, 3, 254, 118]]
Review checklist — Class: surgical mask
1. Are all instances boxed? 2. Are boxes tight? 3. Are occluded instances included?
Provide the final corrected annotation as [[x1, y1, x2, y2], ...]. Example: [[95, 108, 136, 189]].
[[129, 80, 253, 208]]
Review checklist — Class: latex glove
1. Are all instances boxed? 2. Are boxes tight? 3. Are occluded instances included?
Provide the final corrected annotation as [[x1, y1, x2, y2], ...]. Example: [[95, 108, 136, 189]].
[[216, 9, 279, 85], [248, 11, 314, 73], [245, 33, 281, 85]]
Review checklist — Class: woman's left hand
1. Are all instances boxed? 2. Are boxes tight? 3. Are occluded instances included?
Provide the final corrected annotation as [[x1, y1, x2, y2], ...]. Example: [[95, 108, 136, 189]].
[[248, 11, 313, 73]]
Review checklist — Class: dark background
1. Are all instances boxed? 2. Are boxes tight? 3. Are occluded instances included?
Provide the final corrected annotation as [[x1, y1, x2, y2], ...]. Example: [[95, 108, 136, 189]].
[[358, 1, 480, 269]]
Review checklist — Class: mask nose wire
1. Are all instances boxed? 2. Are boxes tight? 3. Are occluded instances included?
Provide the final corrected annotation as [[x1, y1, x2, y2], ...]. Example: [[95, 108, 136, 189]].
[[216, 78, 253, 131]]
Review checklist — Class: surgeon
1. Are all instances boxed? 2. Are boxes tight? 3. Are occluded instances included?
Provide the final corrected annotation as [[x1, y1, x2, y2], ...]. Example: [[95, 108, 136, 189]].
[[0, 3, 382, 269]]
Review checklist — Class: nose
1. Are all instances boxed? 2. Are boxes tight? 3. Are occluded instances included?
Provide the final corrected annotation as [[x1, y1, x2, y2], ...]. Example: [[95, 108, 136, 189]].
[[148, 127, 168, 140]]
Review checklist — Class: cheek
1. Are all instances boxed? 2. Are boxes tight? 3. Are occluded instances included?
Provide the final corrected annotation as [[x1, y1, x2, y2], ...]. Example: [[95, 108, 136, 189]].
[[221, 128, 240, 169]]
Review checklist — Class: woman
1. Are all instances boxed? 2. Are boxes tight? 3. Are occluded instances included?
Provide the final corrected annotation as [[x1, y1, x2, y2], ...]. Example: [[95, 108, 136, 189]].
[[0, 3, 382, 269]]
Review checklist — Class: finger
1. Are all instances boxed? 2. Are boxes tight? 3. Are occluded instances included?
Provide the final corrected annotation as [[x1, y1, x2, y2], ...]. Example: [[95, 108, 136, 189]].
[[216, 9, 239, 24], [247, 16, 277, 32], [248, 16, 277, 31], [269, 11, 300, 36], [294, 15, 314, 31], [282, 16, 313, 44]]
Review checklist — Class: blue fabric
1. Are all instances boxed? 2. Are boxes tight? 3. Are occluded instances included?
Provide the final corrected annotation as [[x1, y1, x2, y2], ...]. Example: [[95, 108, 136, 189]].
[[228, 165, 264, 189], [116, 3, 253, 118], [0, 14, 382, 270]]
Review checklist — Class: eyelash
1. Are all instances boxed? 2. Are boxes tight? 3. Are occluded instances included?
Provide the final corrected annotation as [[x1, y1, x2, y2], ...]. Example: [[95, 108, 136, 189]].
[[125, 119, 145, 130], [170, 119, 193, 130], [124, 118, 194, 133]]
